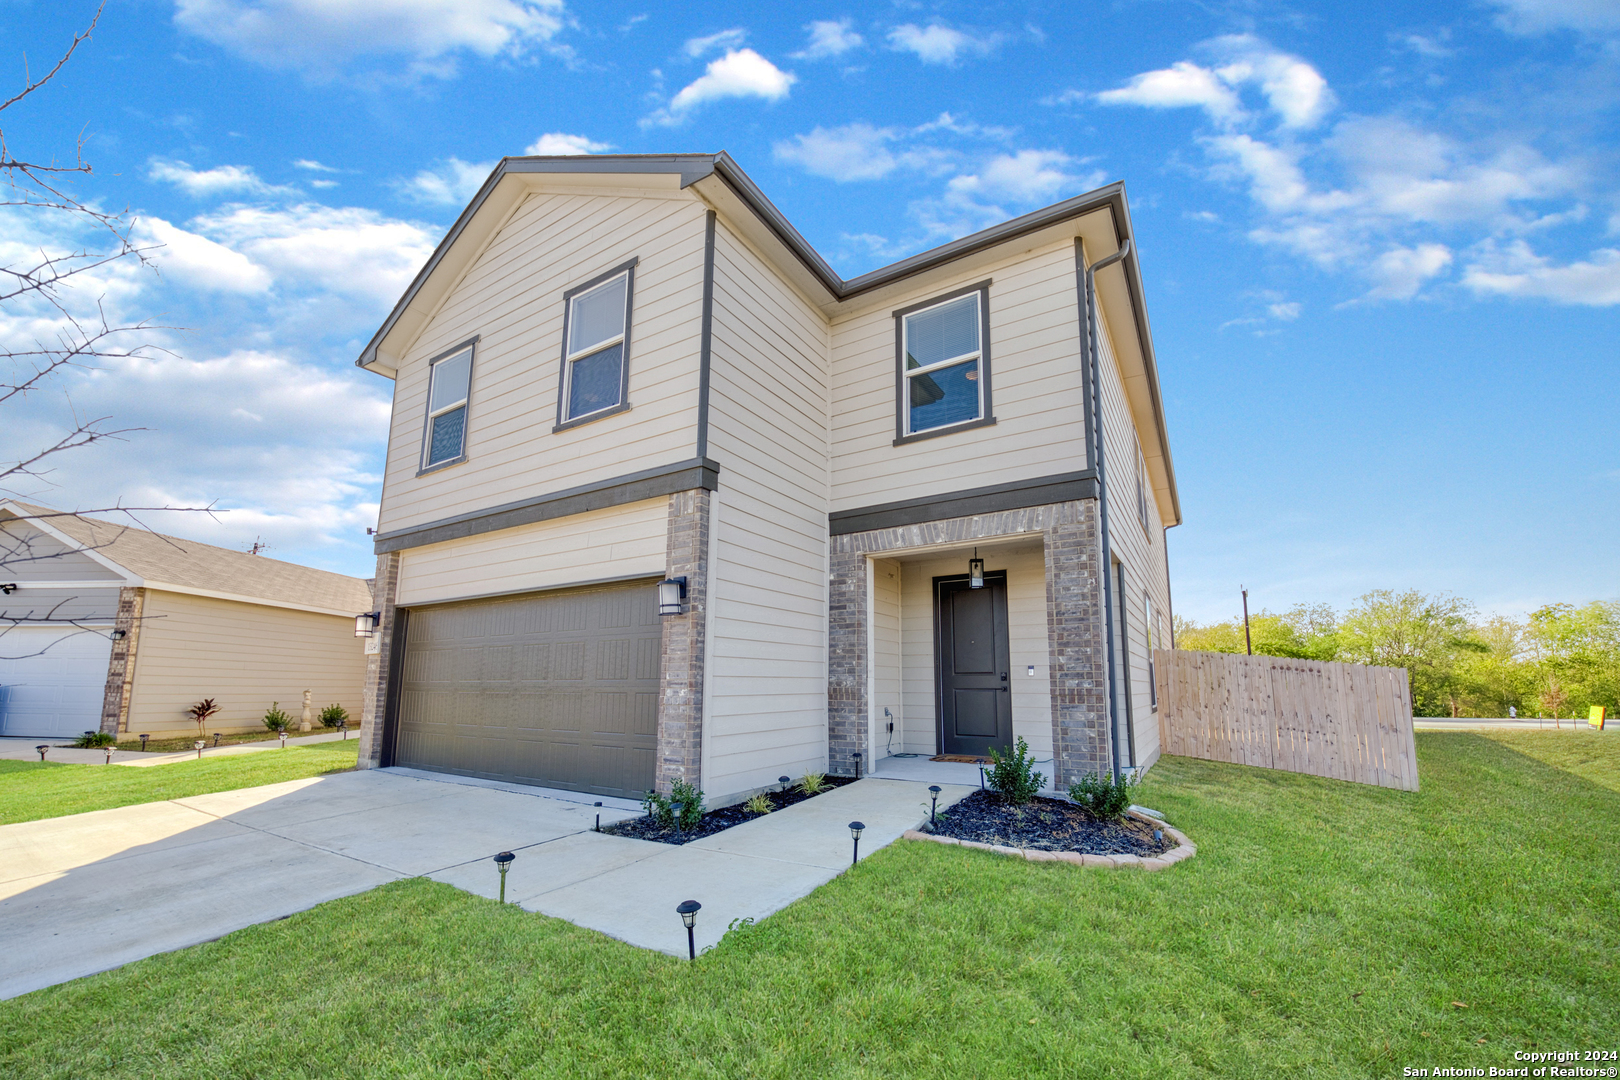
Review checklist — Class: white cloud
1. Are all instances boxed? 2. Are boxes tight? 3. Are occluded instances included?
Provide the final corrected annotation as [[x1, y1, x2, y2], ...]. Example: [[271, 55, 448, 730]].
[[148, 158, 290, 198], [795, 19, 862, 59], [1489, 0, 1620, 35], [1364, 244, 1454, 299], [395, 158, 494, 207], [135, 217, 273, 293], [1462, 241, 1620, 305], [1268, 300, 1302, 320], [1095, 37, 1333, 130], [525, 132, 613, 155], [774, 124, 910, 181], [649, 49, 795, 124], [292, 158, 338, 173], [886, 23, 997, 64], [683, 28, 746, 58], [946, 150, 1090, 205], [1096, 61, 1246, 125], [173, 0, 569, 78]]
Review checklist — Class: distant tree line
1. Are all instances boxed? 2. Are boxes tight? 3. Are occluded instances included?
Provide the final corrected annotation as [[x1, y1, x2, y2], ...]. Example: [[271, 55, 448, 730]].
[[1173, 590, 1619, 719]]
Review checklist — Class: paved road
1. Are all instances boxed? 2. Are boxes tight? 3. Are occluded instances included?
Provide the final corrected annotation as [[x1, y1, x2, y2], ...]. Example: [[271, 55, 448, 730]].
[[0, 769, 971, 999]]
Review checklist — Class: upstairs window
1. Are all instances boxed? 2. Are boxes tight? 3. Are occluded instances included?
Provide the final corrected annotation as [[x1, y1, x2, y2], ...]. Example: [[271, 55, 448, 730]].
[[422, 343, 474, 470], [1135, 439, 1151, 533], [894, 283, 994, 443], [558, 261, 636, 428]]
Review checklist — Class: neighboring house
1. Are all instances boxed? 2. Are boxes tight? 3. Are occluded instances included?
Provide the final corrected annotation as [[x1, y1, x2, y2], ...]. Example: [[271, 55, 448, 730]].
[[354, 153, 1179, 806], [0, 503, 373, 739]]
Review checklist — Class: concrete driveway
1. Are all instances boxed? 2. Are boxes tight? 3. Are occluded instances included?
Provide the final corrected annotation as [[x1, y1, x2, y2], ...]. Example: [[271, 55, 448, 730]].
[[0, 769, 971, 1000]]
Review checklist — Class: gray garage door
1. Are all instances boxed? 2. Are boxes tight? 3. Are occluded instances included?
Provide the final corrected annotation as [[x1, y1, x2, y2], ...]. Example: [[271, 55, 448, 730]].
[[394, 581, 661, 799]]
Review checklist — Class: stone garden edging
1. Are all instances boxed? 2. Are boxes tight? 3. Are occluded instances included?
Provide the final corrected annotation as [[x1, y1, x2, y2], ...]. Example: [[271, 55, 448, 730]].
[[901, 810, 1197, 871]]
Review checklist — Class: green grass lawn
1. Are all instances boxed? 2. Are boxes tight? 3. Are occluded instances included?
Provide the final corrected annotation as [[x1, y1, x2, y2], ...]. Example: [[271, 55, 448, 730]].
[[2, 731, 1616, 1079], [0, 741, 358, 825]]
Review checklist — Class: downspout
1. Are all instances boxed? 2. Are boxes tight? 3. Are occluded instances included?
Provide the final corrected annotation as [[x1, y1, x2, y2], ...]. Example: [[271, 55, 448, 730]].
[[1084, 238, 1132, 783]]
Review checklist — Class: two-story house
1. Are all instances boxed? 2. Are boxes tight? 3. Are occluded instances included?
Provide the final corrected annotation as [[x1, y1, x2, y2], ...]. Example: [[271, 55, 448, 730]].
[[353, 153, 1179, 808]]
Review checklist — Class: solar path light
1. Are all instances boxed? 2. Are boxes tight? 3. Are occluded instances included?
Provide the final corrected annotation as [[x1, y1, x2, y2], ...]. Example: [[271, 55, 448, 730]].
[[104, 745, 116, 765], [852, 751, 861, 778], [35, 744, 47, 761], [213, 733, 221, 748], [778, 775, 791, 793], [194, 740, 205, 759], [848, 821, 865, 866], [494, 851, 515, 903], [139, 732, 149, 752], [278, 729, 287, 749], [929, 785, 942, 825], [594, 801, 603, 832], [670, 803, 685, 831], [676, 900, 701, 960]]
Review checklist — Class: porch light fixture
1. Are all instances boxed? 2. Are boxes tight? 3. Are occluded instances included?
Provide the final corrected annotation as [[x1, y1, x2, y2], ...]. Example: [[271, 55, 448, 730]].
[[848, 821, 866, 866], [354, 611, 381, 638], [139, 733, 149, 752], [494, 851, 515, 903], [969, 549, 985, 590], [676, 899, 701, 960], [35, 744, 47, 761], [929, 785, 942, 825], [657, 576, 688, 617], [194, 740, 205, 759]]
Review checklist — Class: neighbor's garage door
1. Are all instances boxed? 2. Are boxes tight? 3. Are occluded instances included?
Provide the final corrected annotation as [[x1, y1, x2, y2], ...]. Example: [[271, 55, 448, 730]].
[[0, 627, 113, 738], [394, 581, 661, 799]]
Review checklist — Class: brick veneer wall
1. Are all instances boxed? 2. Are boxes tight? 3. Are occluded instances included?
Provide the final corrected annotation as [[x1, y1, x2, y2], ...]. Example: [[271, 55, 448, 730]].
[[657, 488, 710, 793], [356, 549, 400, 770], [827, 499, 1112, 785]]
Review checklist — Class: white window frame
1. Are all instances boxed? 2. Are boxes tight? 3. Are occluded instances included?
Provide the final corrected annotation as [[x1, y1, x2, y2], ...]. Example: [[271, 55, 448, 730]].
[[1146, 591, 1158, 710], [556, 259, 637, 430], [419, 339, 476, 473], [1135, 439, 1151, 534], [893, 282, 995, 445]]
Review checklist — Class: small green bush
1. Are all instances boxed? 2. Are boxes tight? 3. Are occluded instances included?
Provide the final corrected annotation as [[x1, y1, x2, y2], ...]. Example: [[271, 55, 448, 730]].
[[319, 704, 349, 729], [262, 702, 292, 732], [73, 730, 116, 748], [987, 735, 1045, 804], [743, 793, 773, 815], [642, 780, 706, 829], [798, 772, 828, 795], [1068, 770, 1140, 820]]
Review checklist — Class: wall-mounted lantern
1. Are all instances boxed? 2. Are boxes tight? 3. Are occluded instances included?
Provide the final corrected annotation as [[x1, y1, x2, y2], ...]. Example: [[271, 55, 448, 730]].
[[1, 583, 17, 595], [968, 549, 985, 590], [354, 611, 381, 638], [657, 576, 688, 617]]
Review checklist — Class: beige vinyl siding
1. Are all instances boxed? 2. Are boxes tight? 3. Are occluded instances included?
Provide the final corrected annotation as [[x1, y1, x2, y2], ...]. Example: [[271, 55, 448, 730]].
[[377, 191, 708, 535], [701, 219, 831, 803], [125, 591, 368, 736], [828, 239, 1087, 512], [898, 544, 1054, 763], [1095, 300, 1170, 771], [395, 498, 667, 608], [870, 558, 901, 759], [0, 587, 120, 624]]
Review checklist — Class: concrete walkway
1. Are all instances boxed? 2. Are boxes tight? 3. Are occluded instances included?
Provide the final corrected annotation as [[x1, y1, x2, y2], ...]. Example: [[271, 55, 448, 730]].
[[0, 768, 972, 999], [0, 730, 357, 766]]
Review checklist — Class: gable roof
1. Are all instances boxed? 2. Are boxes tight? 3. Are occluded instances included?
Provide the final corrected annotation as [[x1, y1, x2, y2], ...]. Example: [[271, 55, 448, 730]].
[[355, 152, 1180, 527], [0, 502, 374, 617]]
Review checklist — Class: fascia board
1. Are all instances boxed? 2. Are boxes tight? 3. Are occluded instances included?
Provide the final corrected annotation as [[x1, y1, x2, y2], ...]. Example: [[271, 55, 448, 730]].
[[0, 503, 143, 584]]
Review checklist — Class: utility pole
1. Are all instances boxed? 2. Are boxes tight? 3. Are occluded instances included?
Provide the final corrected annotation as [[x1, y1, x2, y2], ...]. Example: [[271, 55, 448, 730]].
[[1241, 586, 1253, 656]]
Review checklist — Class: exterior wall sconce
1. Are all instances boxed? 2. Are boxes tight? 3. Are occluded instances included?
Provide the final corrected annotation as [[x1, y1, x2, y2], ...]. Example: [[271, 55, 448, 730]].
[[848, 821, 866, 865], [111, 629, 127, 640], [657, 576, 688, 616], [677, 899, 701, 959], [494, 850, 515, 903], [354, 611, 381, 638], [968, 549, 985, 589], [1, 583, 16, 595]]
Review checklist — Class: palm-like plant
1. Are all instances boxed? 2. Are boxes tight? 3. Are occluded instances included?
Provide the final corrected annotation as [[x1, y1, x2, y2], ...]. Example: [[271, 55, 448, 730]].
[[186, 698, 221, 737]]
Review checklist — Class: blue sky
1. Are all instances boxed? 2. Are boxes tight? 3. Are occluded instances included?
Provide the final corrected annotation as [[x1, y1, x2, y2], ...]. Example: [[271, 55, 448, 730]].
[[3, 0, 1616, 624]]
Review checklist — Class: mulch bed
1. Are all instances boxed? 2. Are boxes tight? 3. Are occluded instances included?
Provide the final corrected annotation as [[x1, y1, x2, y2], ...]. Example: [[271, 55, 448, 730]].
[[921, 790, 1174, 856], [603, 776, 858, 846]]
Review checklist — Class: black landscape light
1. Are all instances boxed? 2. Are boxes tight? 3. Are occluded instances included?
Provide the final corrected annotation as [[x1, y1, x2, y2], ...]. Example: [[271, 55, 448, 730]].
[[969, 548, 985, 590], [193, 740, 205, 759], [848, 821, 865, 866], [852, 751, 862, 778], [657, 577, 688, 617], [670, 802, 686, 831], [778, 775, 791, 793], [676, 900, 701, 960], [104, 745, 116, 765], [929, 785, 942, 825], [35, 744, 47, 761], [139, 733, 149, 751], [213, 733, 221, 748], [494, 851, 515, 903], [594, 801, 603, 832], [979, 767, 986, 790]]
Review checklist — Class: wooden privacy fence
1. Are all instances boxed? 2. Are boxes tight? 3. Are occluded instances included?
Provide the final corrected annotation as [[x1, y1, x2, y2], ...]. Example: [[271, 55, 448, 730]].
[[1154, 650, 1420, 791]]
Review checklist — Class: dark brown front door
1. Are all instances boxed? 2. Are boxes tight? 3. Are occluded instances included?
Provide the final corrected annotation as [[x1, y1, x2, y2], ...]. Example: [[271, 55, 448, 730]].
[[935, 572, 1012, 757]]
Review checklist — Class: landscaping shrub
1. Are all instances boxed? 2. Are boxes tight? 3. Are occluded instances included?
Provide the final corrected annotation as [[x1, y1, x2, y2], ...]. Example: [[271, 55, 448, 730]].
[[72, 730, 115, 748], [1067, 770, 1139, 820], [743, 793, 772, 815], [319, 704, 349, 730], [798, 772, 828, 795], [641, 780, 706, 829], [986, 735, 1045, 804], [186, 698, 220, 737], [262, 702, 292, 732]]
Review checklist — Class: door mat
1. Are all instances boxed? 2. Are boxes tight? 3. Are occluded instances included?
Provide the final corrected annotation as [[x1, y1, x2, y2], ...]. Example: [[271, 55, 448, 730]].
[[931, 754, 992, 764]]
